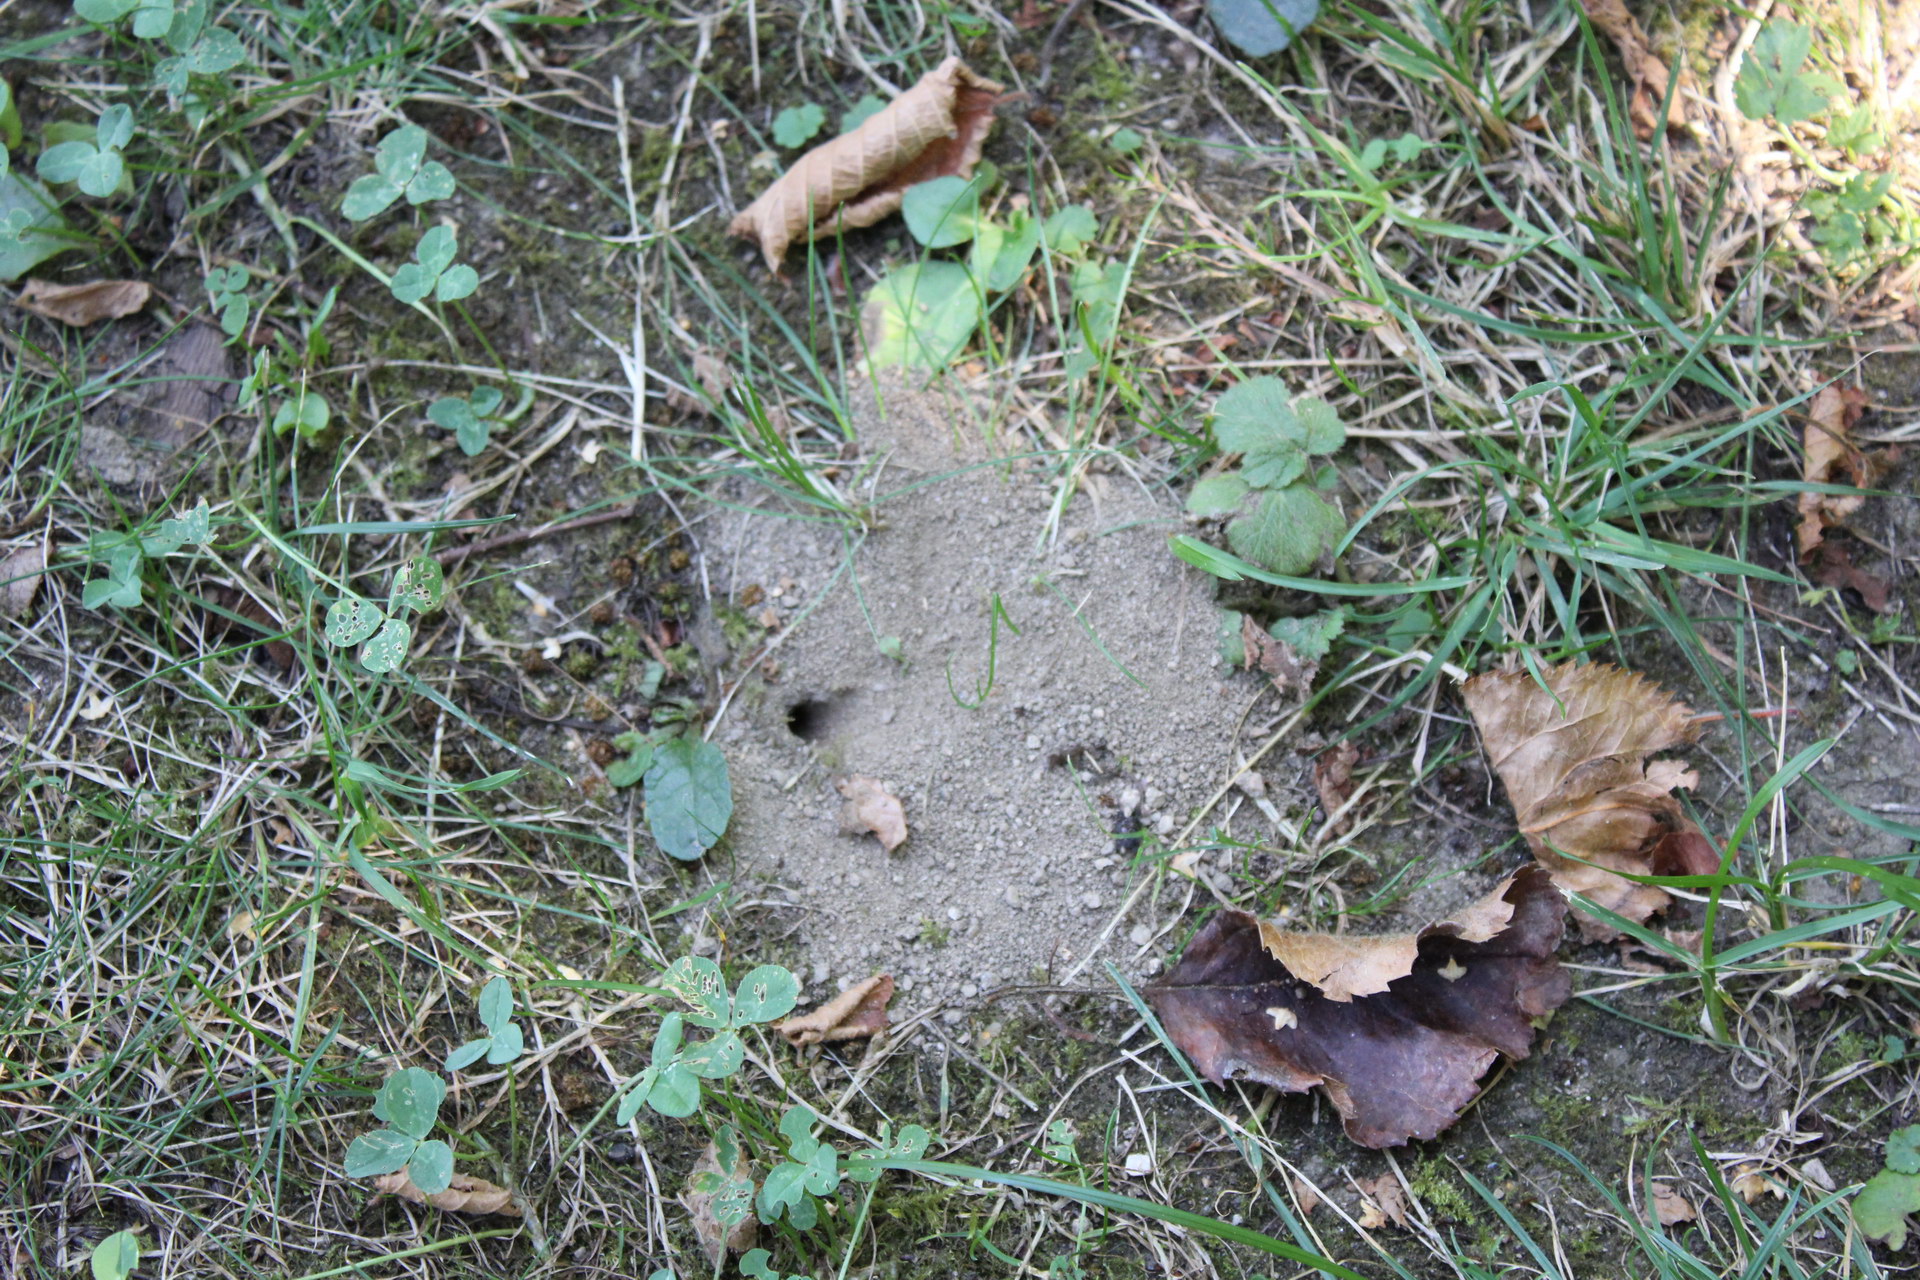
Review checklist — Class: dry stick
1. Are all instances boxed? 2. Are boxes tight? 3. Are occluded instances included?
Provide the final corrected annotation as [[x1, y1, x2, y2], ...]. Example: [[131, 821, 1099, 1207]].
[[434, 503, 641, 567]]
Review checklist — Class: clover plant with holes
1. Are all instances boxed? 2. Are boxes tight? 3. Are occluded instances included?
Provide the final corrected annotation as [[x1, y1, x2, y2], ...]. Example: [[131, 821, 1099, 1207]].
[[343, 1067, 456, 1195], [601, 730, 734, 860], [615, 957, 794, 1124], [341, 124, 454, 221], [37, 104, 133, 198], [82, 500, 210, 611], [390, 224, 478, 305], [1184, 376, 1348, 578], [446, 975, 524, 1070], [323, 553, 447, 676]]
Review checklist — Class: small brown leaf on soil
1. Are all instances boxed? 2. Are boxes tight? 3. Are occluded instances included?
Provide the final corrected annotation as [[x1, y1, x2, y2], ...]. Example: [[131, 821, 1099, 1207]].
[[1146, 867, 1570, 1148], [1462, 661, 1720, 940], [1355, 1174, 1409, 1229], [0, 547, 46, 618], [1796, 384, 1882, 560], [14, 278, 152, 326], [728, 57, 1004, 271], [372, 1170, 522, 1216], [1241, 614, 1313, 694], [778, 973, 895, 1046], [1578, 0, 1689, 137], [1650, 1183, 1697, 1226], [837, 775, 908, 852], [1809, 538, 1892, 613], [1729, 1162, 1780, 1203], [683, 1143, 757, 1266], [1314, 741, 1360, 835], [1290, 1175, 1324, 1216]]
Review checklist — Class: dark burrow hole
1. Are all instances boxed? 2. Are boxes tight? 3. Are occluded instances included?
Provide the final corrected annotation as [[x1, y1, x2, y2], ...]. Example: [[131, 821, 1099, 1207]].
[[786, 697, 833, 741]]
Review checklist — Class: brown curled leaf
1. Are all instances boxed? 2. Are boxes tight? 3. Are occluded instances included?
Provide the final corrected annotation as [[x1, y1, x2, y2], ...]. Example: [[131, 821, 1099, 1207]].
[[1578, 0, 1689, 137], [1463, 662, 1719, 940], [1796, 384, 1884, 560], [372, 1170, 523, 1216], [837, 774, 908, 852], [13, 278, 152, 326], [1313, 741, 1360, 835], [1146, 867, 1570, 1149], [777, 974, 894, 1047], [729, 57, 1003, 272]]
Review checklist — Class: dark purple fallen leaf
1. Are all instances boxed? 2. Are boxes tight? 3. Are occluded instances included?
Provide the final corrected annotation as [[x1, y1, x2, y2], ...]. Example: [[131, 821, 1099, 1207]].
[[1146, 866, 1570, 1148]]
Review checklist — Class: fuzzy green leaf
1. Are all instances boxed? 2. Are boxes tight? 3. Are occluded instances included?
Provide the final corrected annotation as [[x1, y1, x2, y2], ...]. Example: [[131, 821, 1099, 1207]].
[[1267, 606, 1347, 663], [1225, 486, 1345, 577], [1854, 1168, 1920, 1249], [1186, 473, 1251, 517], [1888, 1126, 1920, 1175], [643, 736, 733, 860]]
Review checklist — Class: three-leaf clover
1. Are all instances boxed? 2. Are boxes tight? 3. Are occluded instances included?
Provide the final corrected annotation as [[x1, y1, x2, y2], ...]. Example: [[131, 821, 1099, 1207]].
[[342, 124, 455, 221], [1733, 21, 1841, 125], [73, 0, 172, 36], [82, 546, 144, 609], [427, 384, 503, 456], [446, 975, 526, 1070], [206, 265, 249, 338], [37, 104, 134, 198], [391, 225, 478, 305], [140, 500, 210, 557], [323, 556, 445, 676], [344, 1067, 455, 1195], [615, 958, 797, 1124], [771, 102, 826, 148], [150, 2, 246, 92]]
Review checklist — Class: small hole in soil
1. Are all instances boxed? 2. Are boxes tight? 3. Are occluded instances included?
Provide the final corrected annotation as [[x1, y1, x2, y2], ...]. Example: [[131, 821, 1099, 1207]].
[[786, 697, 834, 741]]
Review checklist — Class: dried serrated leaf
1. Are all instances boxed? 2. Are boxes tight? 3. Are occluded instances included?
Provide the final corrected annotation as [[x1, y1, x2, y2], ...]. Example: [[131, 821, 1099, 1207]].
[[372, 1169, 522, 1216], [729, 58, 1003, 272], [14, 278, 151, 326], [777, 974, 894, 1047], [1462, 662, 1719, 940], [837, 775, 908, 852]]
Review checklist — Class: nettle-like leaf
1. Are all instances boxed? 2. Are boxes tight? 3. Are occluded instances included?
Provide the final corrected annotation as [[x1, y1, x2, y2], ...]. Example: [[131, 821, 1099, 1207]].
[[1211, 377, 1344, 489], [1267, 606, 1346, 664], [1186, 472, 1251, 517], [1733, 21, 1840, 125], [643, 736, 734, 860], [1888, 1125, 1920, 1175], [1224, 485, 1346, 576], [342, 124, 454, 221], [326, 597, 385, 647]]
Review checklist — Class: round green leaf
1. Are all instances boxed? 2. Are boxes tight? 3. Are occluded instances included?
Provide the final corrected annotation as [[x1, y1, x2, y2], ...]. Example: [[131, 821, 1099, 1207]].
[[416, 225, 457, 276], [643, 737, 733, 860], [646, 1061, 700, 1118], [95, 104, 135, 152], [272, 389, 330, 438], [1185, 473, 1251, 517], [407, 1139, 454, 1196], [660, 955, 730, 1027], [75, 150, 124, 199], [470, 386, 504, 416], [1854, 1168, 1920, 1249], [1889, 1126, 1920, 1175], [36, 140, 95, 185], [186, 28, 244, 73], [374, 1066, 446, 1140], [679, 1030, 743, 1079], [477, 975, 512, 1032], [406, 160, 454, 204], [341, 173, 400, 221], [374, 125, 427, 185], [652, 1010, 685, 1069], [604, 737, 652, 788], [427, 396, 478, 435], [1209, 0, 1320, 56], [359, 616, 413, 674], [444, 1038, 490, 1072], [484, 1021, 523, 1064], [389, 262, 434, 306], [89, 1231, 140, 1280], [325, 597, 384, 647], [1042, 204, 1098, 254], [842, 94, 887, 132], [1238, 440, 1308, 490], [860, 261, 981, 370], [730, 965, 799, 1026], [1225, 485, 1346, 577], [435, 263, 477, 303], [901, 174, 981, 248], [771, 102, 826, 147], [344, 1128, 416, 1178], [802, 1141, 838, 1195]]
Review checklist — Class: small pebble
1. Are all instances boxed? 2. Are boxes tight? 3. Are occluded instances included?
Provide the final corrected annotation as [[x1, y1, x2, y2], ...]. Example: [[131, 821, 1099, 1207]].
[[1129, 923, 1152, 946]]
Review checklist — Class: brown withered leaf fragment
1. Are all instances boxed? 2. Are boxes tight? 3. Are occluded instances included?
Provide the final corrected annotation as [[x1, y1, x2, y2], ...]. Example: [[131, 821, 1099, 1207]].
[[1796, 385, 1885, 560], [729, 57, 1003, 271], [1579, 0, 1690, 137], [1651, 1183, 1697, 1226], [1241, 614, 1313, 694], [0, 547, 46, 618], [14, 279, 151, 326], [1146, 867, 1570, 1148], [1355, 1174, 1410, 1229], [1809, 539, 1892, 613], [372, 1170, 522, 1216], [682, 1143, 757, 1267], [778, 974, 894, 1047], [1314, 741, 1360, 835], [1463, 662, 1719, 940], [837, 775, 908, 852]]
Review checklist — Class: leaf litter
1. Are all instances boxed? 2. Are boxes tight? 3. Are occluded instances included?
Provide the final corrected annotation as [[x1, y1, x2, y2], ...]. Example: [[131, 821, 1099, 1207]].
[[777, 974, 894, 1047], [12, 278, 150, 326], [836, 775, 908, 852], [371, 1169, 521, 1216], [1796, 383, 1894, 612]]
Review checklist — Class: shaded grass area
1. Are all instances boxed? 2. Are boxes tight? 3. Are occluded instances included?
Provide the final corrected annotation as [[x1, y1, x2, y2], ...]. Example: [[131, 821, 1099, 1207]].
[[2, 0, 1919, 1277]]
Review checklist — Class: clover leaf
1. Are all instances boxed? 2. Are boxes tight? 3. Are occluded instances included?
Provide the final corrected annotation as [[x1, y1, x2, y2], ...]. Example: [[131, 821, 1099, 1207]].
[[37, 104, 134, 198], [391, 225, 478, 305], [206, 265, 249, 338], [771, 102, 825, 147], [342, 124, 455, 221], [446, 975, 525, 1071], [427, 384, 504, 456]]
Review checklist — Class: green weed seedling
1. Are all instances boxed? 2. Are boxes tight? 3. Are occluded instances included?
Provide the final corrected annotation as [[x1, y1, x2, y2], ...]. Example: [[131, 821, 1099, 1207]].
[[205, 265, 249, 339], [603, 731, 733, 860], [72, 0, 247, 99], [428, 385, 505, 456], [82, 500, 211, 610], [341, 124, 455, 222], [344, 1067, 456, 1195], [1734, 21, 1840, 125], [771, 103, 825, 147], [445, 975, 524, 1071], [89, 1231, 139, 1280], [1185, 376, 1348, 576], [758, 1107, 930, 1232], [391, 225, 478, 305], [271, 383, 330, 440], [323, 553, 447, 676], [1853, 1123, 1920, 1248], [36, 104, 133, 199], [616, 958, 797, 1122]]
